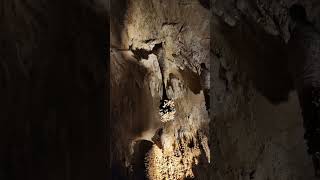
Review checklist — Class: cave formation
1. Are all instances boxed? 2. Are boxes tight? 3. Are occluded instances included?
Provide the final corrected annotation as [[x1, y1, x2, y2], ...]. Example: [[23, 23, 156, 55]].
[[2, 0, 320, 179], [110, 0, 210, 179], [111, 0, 320, 179]]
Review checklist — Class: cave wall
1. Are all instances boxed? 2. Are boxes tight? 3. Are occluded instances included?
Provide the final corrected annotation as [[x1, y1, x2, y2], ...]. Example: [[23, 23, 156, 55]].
[[110, 0, 210, 179], [3, 0, 316, 179], [110, 0, 320, 179], [209, 17, 315, 180], [210, 0, 320, 179], [212, 0, 320, 41]]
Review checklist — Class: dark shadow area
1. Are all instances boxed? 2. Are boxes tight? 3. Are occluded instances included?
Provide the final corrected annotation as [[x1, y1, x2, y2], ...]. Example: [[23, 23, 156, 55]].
[[290, 4, 307, 23], [200, 63, 210, 112], [131, 43, 163, 60], [0, 1, 108, 180], [131, 140, 153, 180], [215, 17, 294, 104], [198, 0, 210, 9], [179, 67, 202, 95], [110, 0, 128, 46]]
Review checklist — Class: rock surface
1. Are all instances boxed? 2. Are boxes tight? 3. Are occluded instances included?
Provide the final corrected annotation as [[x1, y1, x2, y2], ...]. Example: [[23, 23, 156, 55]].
[[110, 0, 210, 179], [210, 0, 320, 179], [110, 0, 320, 179]]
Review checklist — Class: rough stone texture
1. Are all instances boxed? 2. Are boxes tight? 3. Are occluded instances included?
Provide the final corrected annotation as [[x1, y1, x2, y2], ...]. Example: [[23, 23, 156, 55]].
[[210, 0, 320, 179], [110, 0, 210, 179], [110, 0, 320, 179], [212, 0, 320, 42]]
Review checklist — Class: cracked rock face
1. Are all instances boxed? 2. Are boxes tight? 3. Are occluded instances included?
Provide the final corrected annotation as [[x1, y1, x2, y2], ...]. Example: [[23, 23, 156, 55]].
[[111, 0, 210, 179]]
